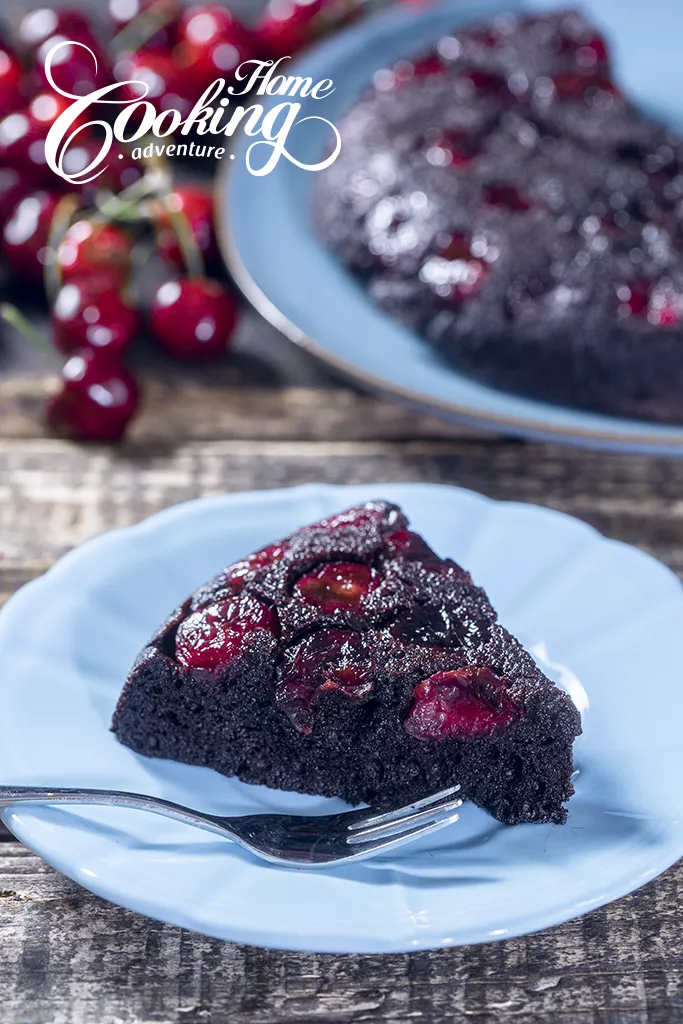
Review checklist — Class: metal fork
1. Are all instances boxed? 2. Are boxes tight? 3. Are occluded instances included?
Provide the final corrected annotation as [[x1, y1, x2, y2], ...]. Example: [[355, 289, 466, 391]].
[[0, 784, 463, 867]]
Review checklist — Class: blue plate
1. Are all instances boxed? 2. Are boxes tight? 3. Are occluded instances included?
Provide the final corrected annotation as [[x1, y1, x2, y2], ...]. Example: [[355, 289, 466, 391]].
[[220, 0, 683, 454], [1, 482, 683, 951]]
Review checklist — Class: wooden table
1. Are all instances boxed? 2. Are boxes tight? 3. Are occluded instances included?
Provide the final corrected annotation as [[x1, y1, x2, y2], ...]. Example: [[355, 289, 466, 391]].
[[1, 306, 683, 1024]]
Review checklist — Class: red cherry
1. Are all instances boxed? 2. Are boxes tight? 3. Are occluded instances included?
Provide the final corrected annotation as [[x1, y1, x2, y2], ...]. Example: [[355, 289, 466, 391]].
[[177, 4, 253, 87], [404, 667, 520, 740], [2, 190, 60, 280], [156, 185, 219, 269], [17, 8, 93, 50], [56, 221, 133, 285], [385, 529, 438, 563], [0, 44, 23, 114], [423, 129, 480, 168], [36, 34, 111, 97], [52, 278, 139, 357], [483, 183, 531, 211], [276, 629, 373, 733], [462, 67, 511, 97], [0, 112, 52, 182], [46, 348, 140, 443], [256, 0, 357, 60], [648, 285, 683, 326], [114, 52, 195, 118], [175, 596, 279, 678], [224, 542, 285, 593], [60, 140, 144, 196], [315, 503, 388, 531], [551, 71, 616, 101], [150, 277, 238, 359], [108, 0, 181, 52], [294, 561, 378, 611], [421, 233, 489, 304], [616, 281, 649, 318]]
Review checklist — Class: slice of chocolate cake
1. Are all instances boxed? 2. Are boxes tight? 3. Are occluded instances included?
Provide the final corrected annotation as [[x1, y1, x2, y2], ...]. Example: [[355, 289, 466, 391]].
[[112, 500, 582, 825]]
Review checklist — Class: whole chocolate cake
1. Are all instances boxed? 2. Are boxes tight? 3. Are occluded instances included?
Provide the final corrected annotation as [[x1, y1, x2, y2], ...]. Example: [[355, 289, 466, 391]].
[[314, 9, 683, 422], [112, 500, 582, 825]]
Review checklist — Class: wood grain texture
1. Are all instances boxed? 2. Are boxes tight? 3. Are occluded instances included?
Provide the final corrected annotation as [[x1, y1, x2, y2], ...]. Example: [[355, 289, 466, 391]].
[[2, 376, 683, 1022], [1, 435, 683, 573], [0, 844, 682, 1024]]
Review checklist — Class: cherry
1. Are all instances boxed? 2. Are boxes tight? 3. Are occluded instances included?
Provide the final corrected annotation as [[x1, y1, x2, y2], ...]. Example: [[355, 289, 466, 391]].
[[16, 8, 93, 50], [150, 277, 238, 359], [0, 94, 90, 185], [46, 348, 139, 443], [108, 0, 181, 52], [616, 281, 649, 318], [156, 186, 219, 269], [36, 33, 111, 98], [257, 0, 358, 60], [294, 561, 378, 611], [52, 278, 139, 357], [225, 543, 285, 593], [404, 667, 519, 740], [616, 281, 683, 326], [176, 4, 253, 89], [483, 184, 531, 211], [114, 52, 196, 119], [461, 67, 511, 97], [389, 605, 457, 647], [385, 529, 438, 563], [175, 596, 279, 678], [276, 629, 373, 733], [60, 140, 143, 196], [0, 42, 23, 115], [391, 52, 446, 87], [423, 129, 480, 168], [56, 221, 133, 286], [551, 71, 616, 101], [648, 285, 683, 326], [2, 190, 60, 281], [0, 112, 52, 182], [421, 233, 489, 304], [315, 503, 388, 531]]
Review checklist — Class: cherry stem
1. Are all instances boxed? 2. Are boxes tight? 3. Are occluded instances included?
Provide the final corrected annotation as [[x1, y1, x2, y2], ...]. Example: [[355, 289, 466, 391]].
[[109, 0, 179, 58], [0, 304, 60, 368], [44, 193, 83, 303], [96, 164, 171, 223], [160, 197, 206, 278]]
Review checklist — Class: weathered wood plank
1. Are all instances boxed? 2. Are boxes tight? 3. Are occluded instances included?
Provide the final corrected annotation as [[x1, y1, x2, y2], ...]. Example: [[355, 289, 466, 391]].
[[1, 438, 683, 575], [0, 844, 681, 1023], [0, 376, 479, 442]]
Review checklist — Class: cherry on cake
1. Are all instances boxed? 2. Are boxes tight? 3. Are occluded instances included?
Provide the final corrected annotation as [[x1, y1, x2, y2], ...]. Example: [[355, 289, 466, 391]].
[[112, 500, 582, 825], [314, 9, 683, 423]]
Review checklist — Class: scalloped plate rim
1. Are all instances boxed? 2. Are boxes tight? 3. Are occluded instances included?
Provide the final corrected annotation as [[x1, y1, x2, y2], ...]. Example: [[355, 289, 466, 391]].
[[0, 483, 682, 952]]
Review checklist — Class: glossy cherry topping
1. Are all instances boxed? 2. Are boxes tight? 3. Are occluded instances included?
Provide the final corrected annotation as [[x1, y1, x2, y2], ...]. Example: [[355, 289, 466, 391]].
[[225, 543, 285, 593], [385, 529, 437, 562], [389, 605, 462, 647], [276, 629, 373, 734], [421, 234, 489, 304], [294, 562, 378, 611], [404, 667, 519, 739], [422, 129, 480, 169], [313, 504, 390, 531], [483, 184, 531, 212], [176, 595, 279, 678]]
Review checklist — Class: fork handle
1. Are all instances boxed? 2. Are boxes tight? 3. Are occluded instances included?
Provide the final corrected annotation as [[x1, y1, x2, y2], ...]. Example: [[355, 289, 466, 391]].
[[0, 785, 238, 842]]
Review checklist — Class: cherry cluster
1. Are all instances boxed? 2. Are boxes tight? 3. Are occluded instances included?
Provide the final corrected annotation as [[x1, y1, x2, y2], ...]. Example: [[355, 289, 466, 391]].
[[0, 0, 366, 443]]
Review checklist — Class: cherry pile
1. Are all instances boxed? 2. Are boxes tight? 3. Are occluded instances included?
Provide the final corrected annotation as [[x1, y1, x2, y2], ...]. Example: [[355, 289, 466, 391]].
[[0, 0, 370, 443]]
